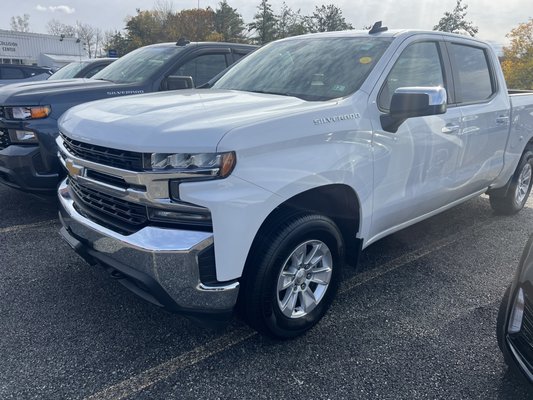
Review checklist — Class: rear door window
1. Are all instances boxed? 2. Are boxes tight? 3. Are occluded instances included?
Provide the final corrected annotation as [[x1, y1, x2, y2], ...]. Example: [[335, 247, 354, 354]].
[[449, 44, 494, 103]]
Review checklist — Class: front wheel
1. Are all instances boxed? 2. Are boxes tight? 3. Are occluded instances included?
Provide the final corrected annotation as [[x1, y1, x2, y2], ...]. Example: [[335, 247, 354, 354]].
[[240, 213, 344, 339], [490, 150, 533, 215]]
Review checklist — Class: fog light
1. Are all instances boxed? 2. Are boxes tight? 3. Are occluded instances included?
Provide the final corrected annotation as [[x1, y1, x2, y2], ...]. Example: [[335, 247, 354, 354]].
[[148, 208, 212, 225], [509, 287, 525, 334], [9, 129, 37, 143]]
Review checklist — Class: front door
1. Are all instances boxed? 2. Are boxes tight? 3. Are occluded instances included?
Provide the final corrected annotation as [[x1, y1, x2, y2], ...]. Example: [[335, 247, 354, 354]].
[[367, 38, 464, 240]]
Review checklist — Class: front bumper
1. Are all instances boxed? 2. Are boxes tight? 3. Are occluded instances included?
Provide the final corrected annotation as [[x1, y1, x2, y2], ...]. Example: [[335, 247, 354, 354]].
[[57, 178, 239, 325], [0, 144, 60, 192], [0, 119, 62, 192]]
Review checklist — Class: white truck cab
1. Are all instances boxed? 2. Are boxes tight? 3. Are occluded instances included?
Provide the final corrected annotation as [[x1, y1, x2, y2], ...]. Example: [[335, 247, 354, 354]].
[[56, 28, 533, 338]]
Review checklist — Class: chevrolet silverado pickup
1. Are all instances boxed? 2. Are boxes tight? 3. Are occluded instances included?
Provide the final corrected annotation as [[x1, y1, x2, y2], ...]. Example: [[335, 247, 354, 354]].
[[56, 28, 533, 338], [0, 41, 256, 192]]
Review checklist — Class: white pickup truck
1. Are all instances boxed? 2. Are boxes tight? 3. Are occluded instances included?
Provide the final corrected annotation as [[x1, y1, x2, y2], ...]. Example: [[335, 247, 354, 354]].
[[56, 28, 533, 338]]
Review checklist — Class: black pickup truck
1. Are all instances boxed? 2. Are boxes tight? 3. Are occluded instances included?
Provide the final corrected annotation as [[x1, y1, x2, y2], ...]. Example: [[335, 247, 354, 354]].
[[0, 41, 256, 192]]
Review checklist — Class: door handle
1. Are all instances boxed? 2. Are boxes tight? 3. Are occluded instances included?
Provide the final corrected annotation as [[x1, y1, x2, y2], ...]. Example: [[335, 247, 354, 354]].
[[442, 124, 460, 134], [496, 116, 509, 124]]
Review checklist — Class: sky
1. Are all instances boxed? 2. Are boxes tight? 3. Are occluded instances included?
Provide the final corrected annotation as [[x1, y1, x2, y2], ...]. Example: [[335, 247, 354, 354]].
[[0, 0, 530, 50]]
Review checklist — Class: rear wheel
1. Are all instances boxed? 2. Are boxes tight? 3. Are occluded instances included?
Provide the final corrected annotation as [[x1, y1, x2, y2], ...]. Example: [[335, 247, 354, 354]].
[[490, 150, 533, 215], [241, 213, 344, 339]]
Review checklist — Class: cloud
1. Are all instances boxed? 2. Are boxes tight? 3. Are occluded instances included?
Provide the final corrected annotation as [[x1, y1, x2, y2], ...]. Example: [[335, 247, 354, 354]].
[[35, 4, 76, 14]]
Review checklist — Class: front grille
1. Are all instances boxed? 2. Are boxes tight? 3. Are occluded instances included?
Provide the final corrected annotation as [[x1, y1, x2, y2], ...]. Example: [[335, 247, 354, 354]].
[[0, 129, 10, 150], [70, 178, 148, 234], [509, 288, 533, 373], [0, 107, 5, 119], [61, 132, 145, 171]]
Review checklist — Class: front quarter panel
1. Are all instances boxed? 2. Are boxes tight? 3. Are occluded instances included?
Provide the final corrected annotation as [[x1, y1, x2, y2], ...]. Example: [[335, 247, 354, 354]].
[[180, 94, 374, 281]]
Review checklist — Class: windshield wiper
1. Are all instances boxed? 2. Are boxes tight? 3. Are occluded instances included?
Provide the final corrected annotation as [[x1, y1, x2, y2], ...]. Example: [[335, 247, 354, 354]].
[[94, 78, 115, 83], [246, 90, 294, 97], [245, 90, 329, 101]]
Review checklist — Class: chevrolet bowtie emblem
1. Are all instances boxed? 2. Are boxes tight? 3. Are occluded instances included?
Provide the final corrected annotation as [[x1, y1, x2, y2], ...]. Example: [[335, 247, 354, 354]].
[[65, 158, 83, 177]]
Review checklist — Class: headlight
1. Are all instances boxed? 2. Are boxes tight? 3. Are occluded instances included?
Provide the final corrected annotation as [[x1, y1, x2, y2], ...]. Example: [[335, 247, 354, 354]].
[[5, 105, 51, 120], [509, 287, 525, 334], [148, 151, 236, 178]]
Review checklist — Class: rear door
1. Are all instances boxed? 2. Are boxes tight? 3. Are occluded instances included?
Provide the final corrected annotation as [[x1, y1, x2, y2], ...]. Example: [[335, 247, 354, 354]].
[[446, 40, 510, 196]]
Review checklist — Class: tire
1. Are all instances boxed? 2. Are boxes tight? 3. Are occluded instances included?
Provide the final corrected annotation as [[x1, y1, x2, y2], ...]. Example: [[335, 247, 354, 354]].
[[240, 213, 344, 339], [496, 285, 511, 354], [490, 150, 533, 215]]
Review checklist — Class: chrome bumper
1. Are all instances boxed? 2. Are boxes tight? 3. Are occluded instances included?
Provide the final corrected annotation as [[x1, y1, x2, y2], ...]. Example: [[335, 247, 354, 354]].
[[57, 178, 239, 315]]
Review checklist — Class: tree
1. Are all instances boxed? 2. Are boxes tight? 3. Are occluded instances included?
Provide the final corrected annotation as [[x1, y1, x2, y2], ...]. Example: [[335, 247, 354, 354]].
[[103, 31, 130, 57], [308, 4, 353, 33], [10, 14, 30, 32], [275, 2, 308, 38], [214, 1, 245, 42], [248, 0, 278, 44], [433, 0, 478, 37], [501, 18, 533, 90], [77, 22, 96, 58], [170, 8, 217, 42], [46, 19, 77, 37]]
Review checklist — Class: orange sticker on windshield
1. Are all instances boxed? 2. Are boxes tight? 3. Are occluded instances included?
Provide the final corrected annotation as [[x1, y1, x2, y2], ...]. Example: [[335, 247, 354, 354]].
[[359, 57, 372, 64]]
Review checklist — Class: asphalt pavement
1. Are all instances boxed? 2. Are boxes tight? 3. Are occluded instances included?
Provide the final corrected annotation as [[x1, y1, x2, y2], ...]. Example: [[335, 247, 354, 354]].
[[1, 184, 532, 399]]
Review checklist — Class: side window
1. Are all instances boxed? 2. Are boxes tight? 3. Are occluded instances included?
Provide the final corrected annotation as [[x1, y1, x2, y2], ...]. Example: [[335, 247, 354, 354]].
[[378, 42, 444, 111], [2, 67, 25, 79], [85, 64, 108, 78], [171, 54, 228, 87], [449, 44, 494, 103]]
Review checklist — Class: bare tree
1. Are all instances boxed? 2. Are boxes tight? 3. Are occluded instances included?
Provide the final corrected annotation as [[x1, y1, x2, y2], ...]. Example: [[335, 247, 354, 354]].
[[46, 19, 77, 37], [10, 14, 30, 32], [76, 22, 96, 58]]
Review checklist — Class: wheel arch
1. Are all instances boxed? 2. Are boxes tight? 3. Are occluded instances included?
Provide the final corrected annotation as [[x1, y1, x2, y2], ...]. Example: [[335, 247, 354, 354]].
[[244, 184, 362, 274]]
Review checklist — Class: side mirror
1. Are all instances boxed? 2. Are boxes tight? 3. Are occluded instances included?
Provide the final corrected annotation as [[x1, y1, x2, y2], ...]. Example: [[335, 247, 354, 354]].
[[162, 75, 194, 91], [381, 87, 447, 133]]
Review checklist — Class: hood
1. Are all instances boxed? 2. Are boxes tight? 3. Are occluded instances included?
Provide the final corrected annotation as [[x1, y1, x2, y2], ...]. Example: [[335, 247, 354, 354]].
[[0, 79, 132, 106], [59, 89, 332, 153]]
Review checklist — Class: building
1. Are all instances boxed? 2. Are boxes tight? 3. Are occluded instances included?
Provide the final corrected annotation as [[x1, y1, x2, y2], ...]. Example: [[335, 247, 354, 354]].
[[0, 29, 86, 68]]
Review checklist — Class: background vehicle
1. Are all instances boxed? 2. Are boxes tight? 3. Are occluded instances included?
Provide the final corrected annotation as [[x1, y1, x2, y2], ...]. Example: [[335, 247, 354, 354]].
[[0, 41, 256, 192], [0, 64, 52, 87], [56, 29, 533, 338], [47, 58, 116, 80], [497, 235, 533, 384]]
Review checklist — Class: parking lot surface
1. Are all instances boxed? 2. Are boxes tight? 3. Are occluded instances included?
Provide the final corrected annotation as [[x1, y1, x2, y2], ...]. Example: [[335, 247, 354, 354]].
[[1, 184, 532, 399]]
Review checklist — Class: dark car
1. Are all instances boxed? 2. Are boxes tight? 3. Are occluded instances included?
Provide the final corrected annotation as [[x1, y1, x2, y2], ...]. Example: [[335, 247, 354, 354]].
[[0, 41, 256, 192], [497, 234, 533, 383], [0, 64, 52, 86], [48, 58, 116, 80]]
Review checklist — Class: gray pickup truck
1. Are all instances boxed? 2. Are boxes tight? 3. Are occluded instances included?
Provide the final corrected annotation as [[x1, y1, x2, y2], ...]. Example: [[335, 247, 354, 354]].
[[0, 41, 255, 192]]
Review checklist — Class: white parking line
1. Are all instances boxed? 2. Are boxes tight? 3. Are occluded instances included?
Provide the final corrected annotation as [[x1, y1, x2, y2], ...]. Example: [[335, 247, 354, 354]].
[[84, 218, 496, 400], [0, 220, 56, 234], [85, 326, 256, 400], [339, 219, 497, 294]]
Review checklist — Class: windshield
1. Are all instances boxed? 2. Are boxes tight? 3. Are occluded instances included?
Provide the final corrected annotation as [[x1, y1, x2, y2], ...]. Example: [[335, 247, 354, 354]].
[[48, 62, 88, 80], [92, 45, 182, 84], [213, 37, 393, 101]]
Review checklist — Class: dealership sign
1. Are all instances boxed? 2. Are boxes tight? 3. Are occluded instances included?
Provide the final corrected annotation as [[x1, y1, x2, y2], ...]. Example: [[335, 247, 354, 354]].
[[0, 40, 18, 54]]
